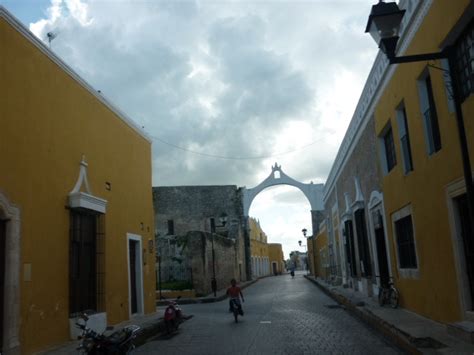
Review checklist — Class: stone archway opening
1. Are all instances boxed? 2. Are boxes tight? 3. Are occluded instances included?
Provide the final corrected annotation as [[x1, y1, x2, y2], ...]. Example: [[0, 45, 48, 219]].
[[241, 163, 325, 280]]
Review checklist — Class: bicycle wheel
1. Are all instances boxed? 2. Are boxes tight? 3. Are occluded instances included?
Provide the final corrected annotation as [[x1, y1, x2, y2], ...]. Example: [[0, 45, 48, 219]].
[[378, 288, 385, 306], [389, 287, 399, 309]]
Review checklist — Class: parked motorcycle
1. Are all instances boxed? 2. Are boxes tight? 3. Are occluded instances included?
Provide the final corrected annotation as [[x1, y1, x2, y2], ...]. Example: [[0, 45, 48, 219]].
[[164, 296, 183, 334], [76, 313, 140, 354]]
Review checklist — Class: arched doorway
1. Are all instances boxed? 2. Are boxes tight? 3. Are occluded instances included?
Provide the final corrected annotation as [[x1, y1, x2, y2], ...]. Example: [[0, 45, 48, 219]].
[[241, 163, 325, 280]]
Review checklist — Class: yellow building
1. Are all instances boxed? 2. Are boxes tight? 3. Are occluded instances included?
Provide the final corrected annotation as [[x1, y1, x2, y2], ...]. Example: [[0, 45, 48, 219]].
[[313, 223, 329, 281], [268, 243, 284, 275], [249, 217, 270, 278], [1, 8, 155, 353], [373, 1, 474, 324]]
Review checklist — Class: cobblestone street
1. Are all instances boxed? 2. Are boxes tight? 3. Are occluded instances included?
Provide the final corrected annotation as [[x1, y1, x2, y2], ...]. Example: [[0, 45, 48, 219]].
[[135, 272, 403, 354]]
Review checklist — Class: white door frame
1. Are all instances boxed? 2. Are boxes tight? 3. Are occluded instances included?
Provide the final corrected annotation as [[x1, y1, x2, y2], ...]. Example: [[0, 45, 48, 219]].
[[446, 178, 474, 320], [127, 233, 144, 317], [367, 191, 394, 289]]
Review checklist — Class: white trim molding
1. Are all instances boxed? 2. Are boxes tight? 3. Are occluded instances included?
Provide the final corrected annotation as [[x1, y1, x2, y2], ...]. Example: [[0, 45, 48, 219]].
[[68, 156, 107, 214], [0, 190, 21, 354], [127, 233, 145, 317], [367, 191, 394, 288]]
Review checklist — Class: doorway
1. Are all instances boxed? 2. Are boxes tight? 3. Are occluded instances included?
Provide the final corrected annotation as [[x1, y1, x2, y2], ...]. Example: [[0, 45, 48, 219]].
[[0, 219, 5, 352], [455, 194, 474, 309], [272, 262, 277, 275], [127, 234, 144, 316], [373, 215, 390, 288]]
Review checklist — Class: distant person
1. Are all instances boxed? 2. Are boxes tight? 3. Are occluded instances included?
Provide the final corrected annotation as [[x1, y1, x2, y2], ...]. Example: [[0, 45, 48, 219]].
[[290, 265, 295, 278], [226, 279, 244, 315]]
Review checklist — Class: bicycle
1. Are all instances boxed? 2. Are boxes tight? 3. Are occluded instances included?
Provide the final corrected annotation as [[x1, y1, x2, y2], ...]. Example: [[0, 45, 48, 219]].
[[377, 276, 399, 309]]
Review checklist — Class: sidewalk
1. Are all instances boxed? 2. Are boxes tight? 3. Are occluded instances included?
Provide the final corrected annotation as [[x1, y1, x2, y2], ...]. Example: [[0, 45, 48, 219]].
[[40, 279, 258, 354], [305, 275, 474, 354]]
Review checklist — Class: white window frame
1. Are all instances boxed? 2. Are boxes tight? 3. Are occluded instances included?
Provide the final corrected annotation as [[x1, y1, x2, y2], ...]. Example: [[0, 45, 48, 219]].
[[391, 204, 420, 279]]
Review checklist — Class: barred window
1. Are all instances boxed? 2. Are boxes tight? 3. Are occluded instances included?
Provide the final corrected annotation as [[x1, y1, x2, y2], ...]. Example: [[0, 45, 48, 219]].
[[395, 215, 417, 269], [454, 20, 474, 102], [383, 126, 397, 172], [396, 105, 414, 173], [69, 210, 105, 316]]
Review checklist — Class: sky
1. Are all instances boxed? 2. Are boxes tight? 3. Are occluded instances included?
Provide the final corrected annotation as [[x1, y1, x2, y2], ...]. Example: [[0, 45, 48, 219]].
[[2, 0, 378, 258]]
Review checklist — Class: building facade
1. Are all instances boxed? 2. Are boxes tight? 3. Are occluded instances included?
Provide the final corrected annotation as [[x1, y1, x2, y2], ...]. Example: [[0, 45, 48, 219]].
[[373, 0, 474, 324], [268, 243, 285, 275], [313, 0, 474, 326], [249, 217, 270, 278], [1, 8, 156, 354]]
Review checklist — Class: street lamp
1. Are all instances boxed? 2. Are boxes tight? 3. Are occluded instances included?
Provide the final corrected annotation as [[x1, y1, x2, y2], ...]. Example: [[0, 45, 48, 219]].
[[302, 228, 309, 274], [365, 1, 474, 236]]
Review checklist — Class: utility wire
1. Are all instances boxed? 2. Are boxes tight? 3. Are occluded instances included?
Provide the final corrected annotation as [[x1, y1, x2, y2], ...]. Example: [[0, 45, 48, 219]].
[[150, 134, 325, 160]]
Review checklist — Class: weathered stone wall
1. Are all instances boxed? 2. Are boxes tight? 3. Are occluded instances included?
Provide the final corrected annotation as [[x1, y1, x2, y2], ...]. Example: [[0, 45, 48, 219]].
[[153, 185, 248, 286], [187, 231, 236, 296]]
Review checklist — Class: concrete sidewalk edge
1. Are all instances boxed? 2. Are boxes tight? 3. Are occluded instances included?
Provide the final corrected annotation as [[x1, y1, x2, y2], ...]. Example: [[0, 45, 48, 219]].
[[304, 275, 421, 355]]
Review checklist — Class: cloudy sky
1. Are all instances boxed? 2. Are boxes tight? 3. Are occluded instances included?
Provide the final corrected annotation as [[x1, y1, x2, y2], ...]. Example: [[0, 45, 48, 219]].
[[3, 0, 378, 258]]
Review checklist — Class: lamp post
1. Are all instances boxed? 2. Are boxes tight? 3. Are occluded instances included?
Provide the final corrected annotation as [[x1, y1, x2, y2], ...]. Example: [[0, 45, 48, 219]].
[[365, 1, 474, 237], [211, 212, 228, 297], [298, 238, 308, 275], [302, 228, 309, 275]]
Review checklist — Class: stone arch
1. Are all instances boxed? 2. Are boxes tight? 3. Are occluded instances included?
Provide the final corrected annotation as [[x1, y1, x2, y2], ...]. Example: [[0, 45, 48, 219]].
[[241, 163, 326, 281], [0, 190, 21, 354], [242, 163, 324, 217]]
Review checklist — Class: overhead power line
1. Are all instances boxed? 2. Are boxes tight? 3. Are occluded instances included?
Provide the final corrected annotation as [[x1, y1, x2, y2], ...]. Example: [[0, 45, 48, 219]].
[[150, 134, 325, 160]]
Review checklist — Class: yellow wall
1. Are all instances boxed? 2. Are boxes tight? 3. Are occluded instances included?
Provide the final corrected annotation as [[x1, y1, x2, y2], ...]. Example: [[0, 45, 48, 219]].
[[249, 217, 269, 258], [1, 15, 155, 353], [268, 243, 284, 274], [373, 0, 473, 323], [307, 236, 315, 275], [314, 227, 328, 279]]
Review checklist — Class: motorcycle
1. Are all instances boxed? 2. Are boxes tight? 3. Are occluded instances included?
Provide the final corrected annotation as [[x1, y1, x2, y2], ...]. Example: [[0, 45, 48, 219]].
[[164, 296, 183, 334], [76, 313, 140, 354]]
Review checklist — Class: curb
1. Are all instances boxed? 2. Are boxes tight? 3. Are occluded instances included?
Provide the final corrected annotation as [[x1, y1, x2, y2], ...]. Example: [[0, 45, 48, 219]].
[[156, 279, 259, 306], [304, 275, 421, 355]]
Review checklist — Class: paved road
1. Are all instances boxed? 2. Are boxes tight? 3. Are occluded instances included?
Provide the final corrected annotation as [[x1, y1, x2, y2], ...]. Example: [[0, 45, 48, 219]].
[[136, 272, 403, 354]]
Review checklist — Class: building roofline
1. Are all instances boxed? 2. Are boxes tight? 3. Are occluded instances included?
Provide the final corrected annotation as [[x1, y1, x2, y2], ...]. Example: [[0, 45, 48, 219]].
[[0, 6, 152, 144]]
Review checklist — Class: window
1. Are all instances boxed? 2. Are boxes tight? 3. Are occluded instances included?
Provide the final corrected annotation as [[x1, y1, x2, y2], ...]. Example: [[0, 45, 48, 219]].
[[418, 72, 441, 154], [395, 215, 417, 269], [396, 105, 414, 173], [454, 20, 474, 102], [167, 220, 174, 235], [69, 210, 105, 316], [382, 125, 397, 173]]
